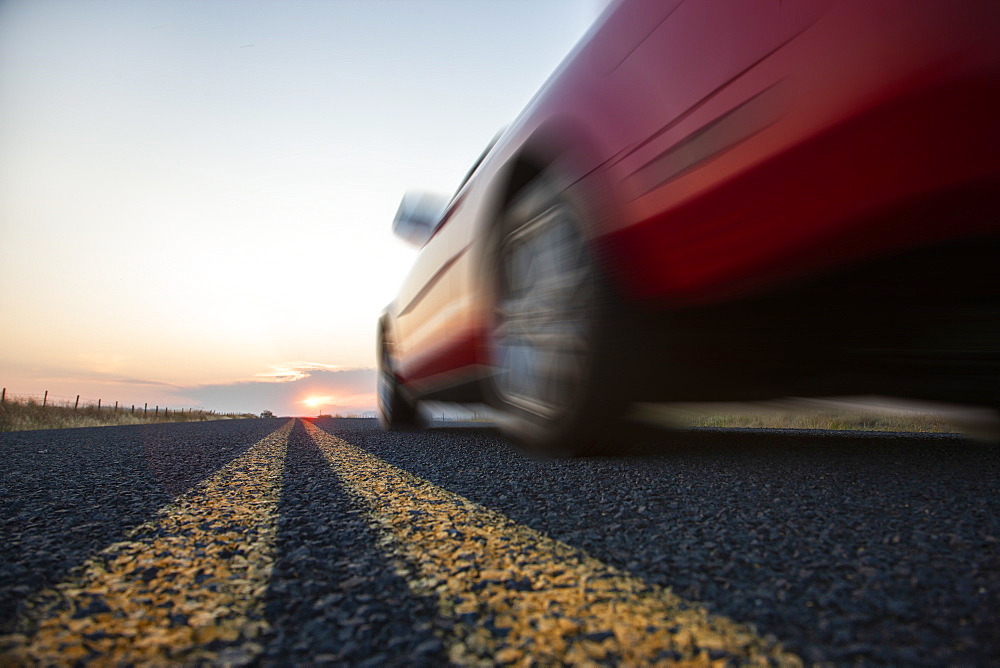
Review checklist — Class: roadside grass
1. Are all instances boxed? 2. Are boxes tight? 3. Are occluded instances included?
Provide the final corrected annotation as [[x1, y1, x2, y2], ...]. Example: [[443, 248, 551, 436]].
[[410, 403, 979, 434], [631, 401, 979, 434], [680, 410, 954, 432], [0, 397, 257, 433], [426, 402, 971, 434]]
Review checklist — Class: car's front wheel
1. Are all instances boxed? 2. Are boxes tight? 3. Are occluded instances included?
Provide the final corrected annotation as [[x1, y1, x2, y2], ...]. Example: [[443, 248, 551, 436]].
[[487, 175, 630, 456], [377, 327, 421, 430]]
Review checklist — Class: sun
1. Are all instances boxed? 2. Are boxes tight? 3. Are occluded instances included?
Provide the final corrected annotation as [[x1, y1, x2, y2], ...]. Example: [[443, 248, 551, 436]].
[[302, 395, 332, 408]]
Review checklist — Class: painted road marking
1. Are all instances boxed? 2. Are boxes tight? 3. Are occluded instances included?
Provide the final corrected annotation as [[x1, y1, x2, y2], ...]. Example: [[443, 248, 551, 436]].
[[304, 421, 803, 666], [0, 420, 293, 665]]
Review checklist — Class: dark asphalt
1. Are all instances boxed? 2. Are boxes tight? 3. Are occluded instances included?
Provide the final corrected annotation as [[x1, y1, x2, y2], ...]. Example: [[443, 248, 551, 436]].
[[0, 418, 282, 629], [2, 417, 998, 665], [321, 419, 1000, 665]]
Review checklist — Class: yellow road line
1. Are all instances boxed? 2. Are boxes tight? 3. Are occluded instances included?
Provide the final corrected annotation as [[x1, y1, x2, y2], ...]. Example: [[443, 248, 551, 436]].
[[303, 421, 802, 666], [1, 420, 293, 665]]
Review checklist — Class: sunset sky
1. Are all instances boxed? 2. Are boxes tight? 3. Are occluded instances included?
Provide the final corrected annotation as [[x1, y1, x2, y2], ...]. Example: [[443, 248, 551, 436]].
[[0, 0, 600, 416]]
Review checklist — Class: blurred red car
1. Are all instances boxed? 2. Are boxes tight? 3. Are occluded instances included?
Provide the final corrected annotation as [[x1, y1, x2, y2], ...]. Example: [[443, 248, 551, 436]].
[[378, 0, 1000, 455]]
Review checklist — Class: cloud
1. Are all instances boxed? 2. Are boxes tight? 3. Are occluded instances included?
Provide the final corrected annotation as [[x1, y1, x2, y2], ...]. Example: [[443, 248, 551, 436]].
[[176, 367, 377, 416], [0, 362, 190, 409], [252, 361, 356, 383], [77, 353, 127, 374], [110, 377, 183, 387], [4, 361, 378, 417]]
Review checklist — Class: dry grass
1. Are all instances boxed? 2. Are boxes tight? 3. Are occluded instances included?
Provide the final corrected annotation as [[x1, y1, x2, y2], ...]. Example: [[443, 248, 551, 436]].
[[0, 397, 256, 433], [679, 410, 954, 432], [630, 399, 991, 435]]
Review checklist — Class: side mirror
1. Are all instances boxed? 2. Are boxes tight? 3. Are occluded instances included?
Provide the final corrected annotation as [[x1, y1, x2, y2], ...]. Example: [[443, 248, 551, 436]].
[[393, 191, 449, 247]]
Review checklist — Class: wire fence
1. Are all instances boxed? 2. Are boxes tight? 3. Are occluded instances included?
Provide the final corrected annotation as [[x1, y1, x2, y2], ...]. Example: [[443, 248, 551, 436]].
[[0, 388, 256, 432], [0, 388, 246, 417]]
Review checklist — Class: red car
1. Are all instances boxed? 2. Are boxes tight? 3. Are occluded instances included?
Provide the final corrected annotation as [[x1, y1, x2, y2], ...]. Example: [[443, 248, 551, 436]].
[[378, 0, 1000, 456]]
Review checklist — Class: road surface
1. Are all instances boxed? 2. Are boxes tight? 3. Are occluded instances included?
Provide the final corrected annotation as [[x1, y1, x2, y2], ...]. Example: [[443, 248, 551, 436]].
[[1, 418, 997, 665]]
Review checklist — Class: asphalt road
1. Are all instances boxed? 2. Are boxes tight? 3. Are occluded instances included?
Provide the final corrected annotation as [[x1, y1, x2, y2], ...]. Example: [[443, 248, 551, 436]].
[[1, 417, 997, 665]]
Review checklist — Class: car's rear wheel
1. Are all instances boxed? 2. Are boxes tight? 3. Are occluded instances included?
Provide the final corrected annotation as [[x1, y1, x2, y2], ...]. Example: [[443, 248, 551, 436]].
[[377, 328, 421, 429], [487, 175, 630, 456]]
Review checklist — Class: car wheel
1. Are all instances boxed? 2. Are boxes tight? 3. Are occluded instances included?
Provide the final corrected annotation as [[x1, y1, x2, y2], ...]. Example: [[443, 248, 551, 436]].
[[487, 175, 629, 456], [377, 328, 421, 430]]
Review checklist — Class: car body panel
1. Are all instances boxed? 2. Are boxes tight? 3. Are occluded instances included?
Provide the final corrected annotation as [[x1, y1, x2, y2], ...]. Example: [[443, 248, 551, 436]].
[[382, 0, 1000, 408]]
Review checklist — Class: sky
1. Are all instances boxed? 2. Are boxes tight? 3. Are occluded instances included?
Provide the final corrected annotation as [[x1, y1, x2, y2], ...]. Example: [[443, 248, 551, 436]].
[[0, 0, 602, 417]]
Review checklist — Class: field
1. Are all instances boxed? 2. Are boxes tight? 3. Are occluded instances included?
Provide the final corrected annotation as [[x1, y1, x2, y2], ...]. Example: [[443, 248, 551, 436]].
[[0, 396, 256, 432]]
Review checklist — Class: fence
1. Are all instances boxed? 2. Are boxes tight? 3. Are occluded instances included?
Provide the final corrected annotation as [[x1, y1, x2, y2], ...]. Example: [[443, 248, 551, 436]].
[[0, 388, 246, 419]]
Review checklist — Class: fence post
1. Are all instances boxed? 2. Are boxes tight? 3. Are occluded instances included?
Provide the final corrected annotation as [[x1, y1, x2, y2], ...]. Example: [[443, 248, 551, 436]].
[[155, 406, 159, 416], [165, 407, 169, 417], [75, 395, 80, 410], [43, 390, 48, 407], [98, 398, 101, 410], [1, 388, 5, 403], [144, 403, 148, 416], [131, 404, 135, 414], [114, 401, 118, 413]]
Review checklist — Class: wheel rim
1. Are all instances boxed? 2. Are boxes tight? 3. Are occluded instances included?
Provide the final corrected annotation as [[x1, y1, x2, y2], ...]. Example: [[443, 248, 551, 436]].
[[492, 196, 595, 418]]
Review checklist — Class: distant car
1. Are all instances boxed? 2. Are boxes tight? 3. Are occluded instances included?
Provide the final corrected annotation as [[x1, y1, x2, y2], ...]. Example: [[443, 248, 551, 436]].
[[378, 0, 1000, 456]]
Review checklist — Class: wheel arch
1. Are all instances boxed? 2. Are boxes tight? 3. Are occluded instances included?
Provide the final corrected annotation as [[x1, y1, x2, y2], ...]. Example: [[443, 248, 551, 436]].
[[376, 312, 392, 362], [376, 310, 403, 385], [479, 114, 624, 280]]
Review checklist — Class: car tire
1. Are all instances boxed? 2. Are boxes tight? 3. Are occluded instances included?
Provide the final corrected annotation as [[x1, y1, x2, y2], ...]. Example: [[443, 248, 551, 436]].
[[486, 173, 631, 456], [377, 327, 422, 430]]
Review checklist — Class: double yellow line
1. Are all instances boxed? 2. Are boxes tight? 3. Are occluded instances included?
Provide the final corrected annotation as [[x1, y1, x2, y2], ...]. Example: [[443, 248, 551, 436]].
[[303, 421, 799, 666], [3, 419, 801, 666], [1, 420, 292, 665]]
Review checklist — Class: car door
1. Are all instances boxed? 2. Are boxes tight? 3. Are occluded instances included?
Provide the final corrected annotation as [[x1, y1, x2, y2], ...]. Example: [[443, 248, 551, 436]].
[[393, 192, 473, 390]]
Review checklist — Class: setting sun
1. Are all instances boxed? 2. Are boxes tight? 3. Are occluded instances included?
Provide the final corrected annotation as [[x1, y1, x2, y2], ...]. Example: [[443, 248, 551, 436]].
[[301, 396, 336, 408]]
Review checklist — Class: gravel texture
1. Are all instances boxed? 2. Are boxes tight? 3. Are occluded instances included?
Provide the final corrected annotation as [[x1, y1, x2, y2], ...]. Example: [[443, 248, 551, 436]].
[[1, 417, 997, 665], [0, 418, 285, 633], [4, 421, 292, 664]]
